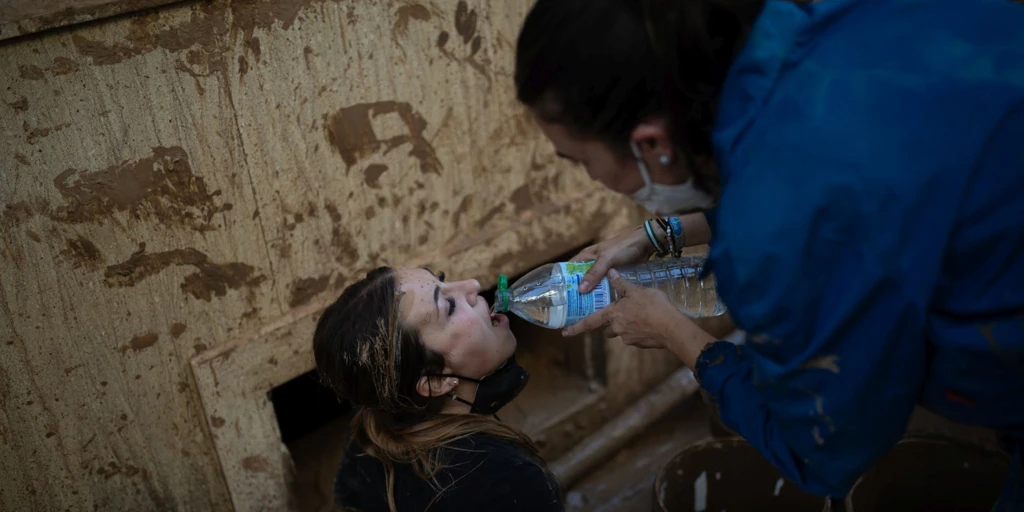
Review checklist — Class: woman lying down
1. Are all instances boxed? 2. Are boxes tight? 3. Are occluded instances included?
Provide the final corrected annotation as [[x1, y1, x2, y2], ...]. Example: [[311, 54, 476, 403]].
[[313, 267, 565, 512]]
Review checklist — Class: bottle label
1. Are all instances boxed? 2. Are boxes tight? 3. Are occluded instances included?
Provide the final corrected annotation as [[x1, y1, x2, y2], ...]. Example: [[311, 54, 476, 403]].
[[558, 262, 612, 326]]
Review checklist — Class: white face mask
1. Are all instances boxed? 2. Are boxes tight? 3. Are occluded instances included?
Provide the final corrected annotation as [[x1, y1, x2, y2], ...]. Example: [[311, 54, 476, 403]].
[[629, 141, 717, 215]]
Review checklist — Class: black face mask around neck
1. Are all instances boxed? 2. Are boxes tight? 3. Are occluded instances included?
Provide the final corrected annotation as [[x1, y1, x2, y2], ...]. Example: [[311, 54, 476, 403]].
[[429, 356, 529, 415]]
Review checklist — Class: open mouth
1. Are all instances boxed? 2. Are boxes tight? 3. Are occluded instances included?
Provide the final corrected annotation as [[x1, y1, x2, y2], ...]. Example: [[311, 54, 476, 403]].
[[490, 313, 508, 328]]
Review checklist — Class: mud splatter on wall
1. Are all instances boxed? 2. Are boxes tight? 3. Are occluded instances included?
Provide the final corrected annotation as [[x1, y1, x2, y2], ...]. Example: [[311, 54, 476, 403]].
[[3, 147, 233, 232], [288, 273, 332, 307], [324, 101, 442, 176], [454, 1, 477, 43], [51, 147, 232, 230], [120, 332, 159, 353], [392, 3, 432, 41], [170, 323, 187, 339], [104, 243, 265, 301], [59, 236, 105, 270]]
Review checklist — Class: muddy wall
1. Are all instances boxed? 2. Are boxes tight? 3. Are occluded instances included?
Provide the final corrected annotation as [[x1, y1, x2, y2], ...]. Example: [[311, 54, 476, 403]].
[[0, 0, 643, 509]]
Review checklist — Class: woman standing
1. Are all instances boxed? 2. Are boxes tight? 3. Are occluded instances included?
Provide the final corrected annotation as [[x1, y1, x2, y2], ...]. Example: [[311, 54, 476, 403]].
[[514, 0, 1024, 508]]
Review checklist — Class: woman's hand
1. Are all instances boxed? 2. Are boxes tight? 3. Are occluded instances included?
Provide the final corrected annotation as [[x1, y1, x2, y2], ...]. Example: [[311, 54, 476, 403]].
[[573, 224, 654, 293], [562, 270, 677, 348], [563, 270, 717, 367]]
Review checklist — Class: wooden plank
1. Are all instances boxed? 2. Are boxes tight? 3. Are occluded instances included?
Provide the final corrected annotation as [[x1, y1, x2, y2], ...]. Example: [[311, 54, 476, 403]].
[[2, 1, 261, 506], [0, 0, 188, 41]]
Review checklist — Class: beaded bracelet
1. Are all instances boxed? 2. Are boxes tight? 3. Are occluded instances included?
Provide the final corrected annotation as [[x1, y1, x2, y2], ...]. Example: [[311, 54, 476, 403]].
[[655, 217, 670, 237], [658, 218, 677, 256], [651, 218, 673, 256], [668, 216, 685, 253], [653, 217, 685, 257]]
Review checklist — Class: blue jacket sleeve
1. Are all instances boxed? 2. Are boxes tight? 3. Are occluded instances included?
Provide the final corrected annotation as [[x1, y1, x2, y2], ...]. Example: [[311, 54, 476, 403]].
[[699, 137, 949, 498], [699, 230, 931, 496]]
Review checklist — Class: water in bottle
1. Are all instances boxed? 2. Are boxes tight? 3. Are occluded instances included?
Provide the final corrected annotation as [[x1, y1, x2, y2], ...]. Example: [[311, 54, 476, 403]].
[[492, 255, 726, 329]]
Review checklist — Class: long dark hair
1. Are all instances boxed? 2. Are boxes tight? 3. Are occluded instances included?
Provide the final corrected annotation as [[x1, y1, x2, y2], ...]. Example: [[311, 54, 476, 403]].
[[313, 267, 538, 511], [514, 0, 765, 195]]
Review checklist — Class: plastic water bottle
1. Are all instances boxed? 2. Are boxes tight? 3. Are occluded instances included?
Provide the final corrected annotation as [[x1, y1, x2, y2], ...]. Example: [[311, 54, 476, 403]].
[[493, 256, 726, 329]]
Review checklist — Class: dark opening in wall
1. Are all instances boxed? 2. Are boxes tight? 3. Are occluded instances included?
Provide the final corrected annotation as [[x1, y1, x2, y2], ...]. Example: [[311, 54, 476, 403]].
[[270, 370, 351, 445], [271, 370, 355, 512]]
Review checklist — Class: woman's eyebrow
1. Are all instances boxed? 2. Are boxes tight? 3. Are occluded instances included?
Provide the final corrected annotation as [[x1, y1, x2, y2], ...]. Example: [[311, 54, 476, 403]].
[[420, 267, 444, 322], [433, 284, 441, 323], [423, 267, 446, 282]]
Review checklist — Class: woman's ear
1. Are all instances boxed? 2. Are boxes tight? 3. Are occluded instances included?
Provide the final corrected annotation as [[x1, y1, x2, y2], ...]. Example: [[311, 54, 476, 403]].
[[631, 119, 688, 185], [630, 119, 674, 160], [416, 374, 459, 398]]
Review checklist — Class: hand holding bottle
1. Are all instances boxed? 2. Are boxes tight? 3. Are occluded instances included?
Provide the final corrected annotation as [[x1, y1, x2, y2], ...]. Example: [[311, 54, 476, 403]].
[[558, 269, 671, 343], [575, 213, 712, 294], [563, 270, 717, 368], [573, 225, 653, 294], [495, 256, 725, 329]]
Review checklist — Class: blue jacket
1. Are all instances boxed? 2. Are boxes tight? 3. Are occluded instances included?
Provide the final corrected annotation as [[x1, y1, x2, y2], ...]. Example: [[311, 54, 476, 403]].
[[699, 0, 1024, 502]]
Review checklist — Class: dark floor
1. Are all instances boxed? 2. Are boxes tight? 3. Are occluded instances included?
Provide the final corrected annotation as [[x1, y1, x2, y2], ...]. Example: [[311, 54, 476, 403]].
[[564, 397, 711, 512]]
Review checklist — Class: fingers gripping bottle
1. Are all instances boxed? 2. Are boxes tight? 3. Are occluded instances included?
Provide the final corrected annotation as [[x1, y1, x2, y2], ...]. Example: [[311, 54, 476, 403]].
[[492, 256, 726, 329]]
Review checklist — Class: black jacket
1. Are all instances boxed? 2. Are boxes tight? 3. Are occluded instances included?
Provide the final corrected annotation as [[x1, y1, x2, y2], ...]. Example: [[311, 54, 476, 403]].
[[335, 434, 564, 511]]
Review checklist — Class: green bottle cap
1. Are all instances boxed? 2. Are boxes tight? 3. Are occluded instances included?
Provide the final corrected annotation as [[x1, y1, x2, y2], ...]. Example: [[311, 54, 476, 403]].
[[495, 274, 509, 312]]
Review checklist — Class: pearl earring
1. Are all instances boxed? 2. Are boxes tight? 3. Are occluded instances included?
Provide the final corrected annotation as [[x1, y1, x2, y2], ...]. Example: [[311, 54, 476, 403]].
[[659, 155, 672, 165]]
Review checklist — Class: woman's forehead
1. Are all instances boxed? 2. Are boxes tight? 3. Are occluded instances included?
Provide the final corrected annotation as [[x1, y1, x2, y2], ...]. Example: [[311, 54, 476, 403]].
[[396, 268, 438, 327]]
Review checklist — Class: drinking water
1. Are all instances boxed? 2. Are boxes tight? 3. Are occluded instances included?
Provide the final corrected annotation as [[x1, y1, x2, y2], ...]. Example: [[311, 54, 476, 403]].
[[493, 256, 726, 329]]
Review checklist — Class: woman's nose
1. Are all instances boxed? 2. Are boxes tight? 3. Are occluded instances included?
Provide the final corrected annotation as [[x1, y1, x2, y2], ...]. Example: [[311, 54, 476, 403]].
[[462, 279, 481, 305]]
